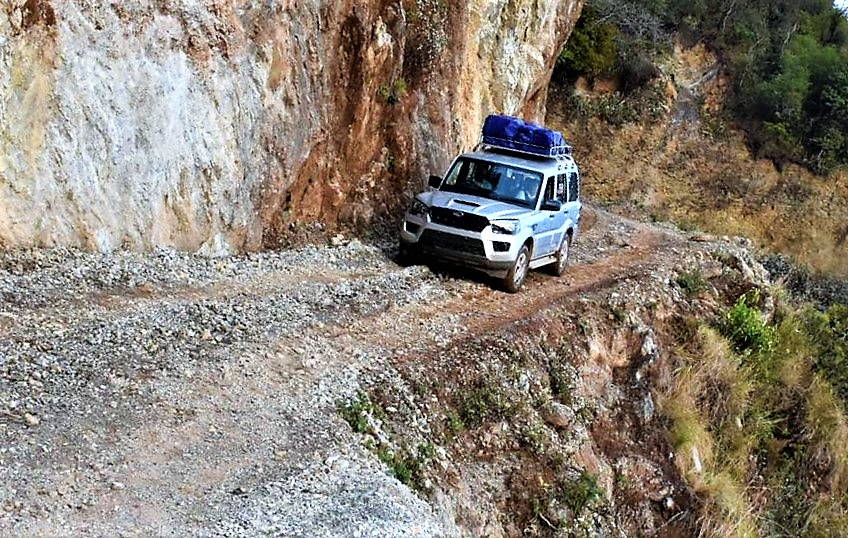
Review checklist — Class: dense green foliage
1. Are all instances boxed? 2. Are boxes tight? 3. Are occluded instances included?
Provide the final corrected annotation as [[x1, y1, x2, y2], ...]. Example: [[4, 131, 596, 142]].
[[558, 471, 605, 515], [558, 0, 848, 173], [558, 8, 619, 78], [808, 304, 848, 409]]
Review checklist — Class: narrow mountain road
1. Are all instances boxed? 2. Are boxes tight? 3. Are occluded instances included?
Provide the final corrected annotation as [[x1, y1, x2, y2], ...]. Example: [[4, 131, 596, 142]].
[[0, 207, 685, 537]]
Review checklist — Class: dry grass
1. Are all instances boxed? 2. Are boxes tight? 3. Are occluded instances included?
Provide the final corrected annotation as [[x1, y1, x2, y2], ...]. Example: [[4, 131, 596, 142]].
[[806, 376, 848, 496], [772, 313, 813, 391], [658, 306, 848, 537], [698, 472, 759, 538], [805, 498, 848, 538], [660, 327, 762, 536], [546, 76, 848, 279]]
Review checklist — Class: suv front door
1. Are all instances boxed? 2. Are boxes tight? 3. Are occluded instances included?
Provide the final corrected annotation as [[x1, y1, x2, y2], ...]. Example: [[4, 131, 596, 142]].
[[534, 175, 568, 258]]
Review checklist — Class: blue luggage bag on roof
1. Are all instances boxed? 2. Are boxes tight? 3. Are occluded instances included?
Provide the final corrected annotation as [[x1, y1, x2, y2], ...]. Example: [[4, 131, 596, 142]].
[[482, 115, 570, 157]]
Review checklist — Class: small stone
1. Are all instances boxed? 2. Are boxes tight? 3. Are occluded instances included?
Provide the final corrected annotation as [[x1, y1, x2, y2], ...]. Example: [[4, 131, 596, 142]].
[[690, 233, 715, 243], [542, 402, 575, 429], [641, 394, 655, 422], [110, 481, 126, 491], [24, 413, 40, 427]]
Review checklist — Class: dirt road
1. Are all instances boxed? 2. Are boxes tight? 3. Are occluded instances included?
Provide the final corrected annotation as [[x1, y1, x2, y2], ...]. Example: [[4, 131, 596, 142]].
[[0, 208, 688, 537]]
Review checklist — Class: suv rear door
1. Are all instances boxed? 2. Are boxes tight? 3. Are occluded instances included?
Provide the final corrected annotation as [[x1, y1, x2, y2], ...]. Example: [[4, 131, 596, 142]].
[[565, 170, 581, 233]]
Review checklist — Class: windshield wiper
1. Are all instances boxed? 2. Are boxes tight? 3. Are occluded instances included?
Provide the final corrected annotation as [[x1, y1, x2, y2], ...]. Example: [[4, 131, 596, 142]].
[[487, 194, 529, 207]]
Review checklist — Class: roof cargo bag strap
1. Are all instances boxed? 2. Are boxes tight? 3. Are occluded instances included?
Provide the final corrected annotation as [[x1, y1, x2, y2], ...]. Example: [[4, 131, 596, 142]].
[[482, 115, 571, 158]]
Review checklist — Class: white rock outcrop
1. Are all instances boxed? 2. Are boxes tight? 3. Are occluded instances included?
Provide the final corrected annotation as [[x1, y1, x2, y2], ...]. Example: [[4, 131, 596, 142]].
[[1, 0, 584, 251]]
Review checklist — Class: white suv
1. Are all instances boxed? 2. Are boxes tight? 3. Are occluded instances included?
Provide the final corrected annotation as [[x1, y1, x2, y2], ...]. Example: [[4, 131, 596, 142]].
[[399, 145, 581, 292]]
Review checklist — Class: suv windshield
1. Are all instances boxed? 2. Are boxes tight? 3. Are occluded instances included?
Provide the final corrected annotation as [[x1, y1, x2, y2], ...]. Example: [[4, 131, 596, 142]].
[[441, 157, 543, 209]]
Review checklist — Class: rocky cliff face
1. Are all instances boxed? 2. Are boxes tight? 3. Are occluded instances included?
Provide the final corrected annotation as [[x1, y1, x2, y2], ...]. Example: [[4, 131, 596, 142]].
[[1, 0, 583, 252]]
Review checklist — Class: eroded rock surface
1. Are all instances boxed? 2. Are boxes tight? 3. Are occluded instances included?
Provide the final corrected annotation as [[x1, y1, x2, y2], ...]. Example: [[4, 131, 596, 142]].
[[1, 0, 583, 252]]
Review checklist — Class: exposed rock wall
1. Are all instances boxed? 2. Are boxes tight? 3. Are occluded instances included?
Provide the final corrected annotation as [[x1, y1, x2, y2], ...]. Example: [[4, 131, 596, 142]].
[[1, 0, 583, 252]]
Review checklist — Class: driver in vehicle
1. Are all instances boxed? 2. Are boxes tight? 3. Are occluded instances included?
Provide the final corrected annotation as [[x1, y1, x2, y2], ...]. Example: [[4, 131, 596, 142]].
[[495, 171, 539, 204]]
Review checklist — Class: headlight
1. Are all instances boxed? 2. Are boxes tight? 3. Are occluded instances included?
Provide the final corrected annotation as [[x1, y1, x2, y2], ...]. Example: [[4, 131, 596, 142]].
[[491, 219, 520, 235], [408, 199, 430, 218]]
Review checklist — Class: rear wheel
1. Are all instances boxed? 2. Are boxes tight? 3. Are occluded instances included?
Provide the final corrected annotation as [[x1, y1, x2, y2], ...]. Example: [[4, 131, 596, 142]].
[[548, 234, 571, 277], [503, 245, 531, 293]]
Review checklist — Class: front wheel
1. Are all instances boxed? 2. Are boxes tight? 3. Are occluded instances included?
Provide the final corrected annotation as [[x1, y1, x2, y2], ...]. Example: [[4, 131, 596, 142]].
[[397, 244, 419, 266], [548, 234, 571, 277], [503, 245, 531, 293]]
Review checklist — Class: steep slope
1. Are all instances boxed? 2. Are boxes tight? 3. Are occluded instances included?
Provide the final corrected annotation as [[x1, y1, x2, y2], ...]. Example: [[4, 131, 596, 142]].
[[0, 0, 583, 252], [546, 43, 848, 278]]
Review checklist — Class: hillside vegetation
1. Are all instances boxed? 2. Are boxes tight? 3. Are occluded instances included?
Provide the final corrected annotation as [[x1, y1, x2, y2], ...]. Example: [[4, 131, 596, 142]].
[[550, 2, 848, 535], [558, 0, 848, 174], [663, 295, 848, 536], [548, 2, 848, 278]]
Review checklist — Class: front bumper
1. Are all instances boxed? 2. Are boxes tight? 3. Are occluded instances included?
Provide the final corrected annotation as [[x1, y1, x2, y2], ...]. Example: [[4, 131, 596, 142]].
[[399, 215, 520, 277]]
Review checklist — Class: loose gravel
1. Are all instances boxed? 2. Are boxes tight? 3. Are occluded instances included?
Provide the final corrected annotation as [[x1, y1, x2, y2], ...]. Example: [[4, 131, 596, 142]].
[[0, 207, 778, 537], [0, 237, 467, 536]]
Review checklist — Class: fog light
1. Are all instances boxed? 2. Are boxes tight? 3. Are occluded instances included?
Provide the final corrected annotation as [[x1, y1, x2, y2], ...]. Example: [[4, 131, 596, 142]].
[[493, 241, 510, 252]]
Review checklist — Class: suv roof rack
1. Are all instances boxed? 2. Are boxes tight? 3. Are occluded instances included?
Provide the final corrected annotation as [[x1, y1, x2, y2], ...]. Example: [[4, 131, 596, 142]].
[[476, 141, 573, 162]]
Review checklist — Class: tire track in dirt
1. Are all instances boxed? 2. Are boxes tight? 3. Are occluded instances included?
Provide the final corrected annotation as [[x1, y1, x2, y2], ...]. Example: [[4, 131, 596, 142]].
[[333, 208, 676, 357]]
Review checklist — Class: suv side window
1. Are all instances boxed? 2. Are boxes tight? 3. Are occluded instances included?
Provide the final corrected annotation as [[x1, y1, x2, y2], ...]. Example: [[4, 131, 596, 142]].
[[557, 174, 568, 202], [544, 176, 557, 201], [568, 172, 580, 202]]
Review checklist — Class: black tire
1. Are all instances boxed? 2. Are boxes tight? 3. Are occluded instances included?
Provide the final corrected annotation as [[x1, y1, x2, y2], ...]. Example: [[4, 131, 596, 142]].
[[503, 245, 531, 293], [548, 233, 572, 277], [397, 244, 418, 266]]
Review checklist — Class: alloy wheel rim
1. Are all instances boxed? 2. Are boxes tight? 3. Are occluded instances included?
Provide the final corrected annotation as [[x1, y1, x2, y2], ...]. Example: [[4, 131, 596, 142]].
[[559, 240, 569, 271], [514, 252, 528, 285]]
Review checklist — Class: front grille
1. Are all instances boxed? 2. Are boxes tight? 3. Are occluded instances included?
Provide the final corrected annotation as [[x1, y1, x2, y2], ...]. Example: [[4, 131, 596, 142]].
[[429, 207, 489, 232], [405, 221, 421, 234], [420, 230, 486, 257]]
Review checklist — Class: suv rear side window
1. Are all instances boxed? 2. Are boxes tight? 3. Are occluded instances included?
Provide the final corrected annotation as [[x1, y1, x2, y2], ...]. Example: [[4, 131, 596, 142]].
[[557, 174, 568, 202], [544, 176, 557, 201], [568, 172, 580, 202]]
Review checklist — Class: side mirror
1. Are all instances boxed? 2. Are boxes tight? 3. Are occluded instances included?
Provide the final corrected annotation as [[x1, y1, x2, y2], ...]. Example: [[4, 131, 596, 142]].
[[428, 175, 442, 189], [541, 200, 563, 212]]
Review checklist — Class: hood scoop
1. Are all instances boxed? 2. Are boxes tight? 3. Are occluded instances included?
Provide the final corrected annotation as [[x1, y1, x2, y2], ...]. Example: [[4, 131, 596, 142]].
[[452, 199, 481, 208]]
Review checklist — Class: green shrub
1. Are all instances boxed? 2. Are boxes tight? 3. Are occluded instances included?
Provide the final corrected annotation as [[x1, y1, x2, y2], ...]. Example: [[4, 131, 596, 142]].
[[757, 122, 804, 163], [594, 93, 639, 125], [549, 361, 576, 404], [619, 52, 660, 92], [807, 305, 848, 410], [557, 7, 619, 78], [701, 109, 729, 140], [445, 408, 465, 436], [459, 384, 517, 427], [558, 471, 605, 515], [339, 392, 384, 434], [377, 78, 408, 105], [677, 269, 709, 296], [377, 443, 435, 491], [721, 293, 775, 356], [520, 423, 548, 455]]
